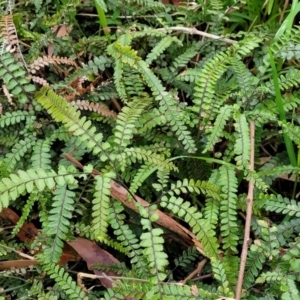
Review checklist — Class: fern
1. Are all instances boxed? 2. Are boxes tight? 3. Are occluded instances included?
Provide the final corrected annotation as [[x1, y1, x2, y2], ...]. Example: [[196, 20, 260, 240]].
[[35, 87, 109, 160], [233, 112, 251, 168], [108, 41, 197, 153], [138, 205, 169, 285], [218, 165, 239, 252], [146, 36, 182, 65], [211, 257, 233, 297], [92, 171, 115, 239], [160, 194, 219, 258], [0, 52, 35, 103], [203, 104, 233, 152], [109, 201, 147, 272], [31, 138, 52, 170], [2, 135, 37, 174], [12, 190, 39, 236], [113, 97, 152, 151], [42, 183, 76, 263], [40, 262, 86, 299]]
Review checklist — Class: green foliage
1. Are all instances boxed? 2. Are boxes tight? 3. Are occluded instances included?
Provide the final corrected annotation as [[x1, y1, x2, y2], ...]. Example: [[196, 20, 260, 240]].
[[2, 0, 300, 298]]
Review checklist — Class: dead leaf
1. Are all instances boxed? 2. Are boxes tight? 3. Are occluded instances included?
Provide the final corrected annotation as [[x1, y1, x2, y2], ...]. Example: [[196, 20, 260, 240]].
[[68, 237, 120, 289]]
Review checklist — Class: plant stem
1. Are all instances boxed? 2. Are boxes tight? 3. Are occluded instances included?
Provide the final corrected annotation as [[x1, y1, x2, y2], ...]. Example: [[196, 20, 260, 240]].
[[235, 121, 255, 300]]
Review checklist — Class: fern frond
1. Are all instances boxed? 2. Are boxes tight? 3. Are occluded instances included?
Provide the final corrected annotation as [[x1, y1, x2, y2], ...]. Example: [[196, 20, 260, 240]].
[[0, 52, 35, 102], [233, 112, 250, 168], [281, 121, 300, 146], [160, 195, 219, 258], [129, 163, 157, 199], [12, 190, 38, 236], [42, 184, 76, 263], [29, 56, 77, 74], [0, 168, 72, 209], [35, 87, 109, 160], [31, 138, 52, 170], [211, 257, 233, 297], [193, 51, 230, 123], [120, 147, 177, 172], [243, 250, 266, 289], [219, 165, 239, 252], [174, 246, 199, 269], [92, 171, 115, 239], [81, 55, 111, 75], [169, 178, 221, 200], [72, 99, 117, 118], [270, 26, 300, 59], [139, 206, 168, 283], [203, 105, 233, 152], [0, 15, 18, 48], [2, 135, 37, 174], [264, 195, 300, 217], [146, 36, 182, 65], [109, 201, 146, 270], [40, 263, 86, 299], [113, 97, 152, 151]]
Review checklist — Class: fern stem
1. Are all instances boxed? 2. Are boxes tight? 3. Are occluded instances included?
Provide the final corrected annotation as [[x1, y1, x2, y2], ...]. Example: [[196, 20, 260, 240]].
[[268, 48, 297, 167], [235, 121, 255, 300]]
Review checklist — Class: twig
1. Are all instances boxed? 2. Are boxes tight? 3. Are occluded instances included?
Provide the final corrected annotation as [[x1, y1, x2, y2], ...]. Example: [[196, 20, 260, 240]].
[[156, 26, 237, 44], [235, 121, 255, 299], [182, 259, 207, 284]]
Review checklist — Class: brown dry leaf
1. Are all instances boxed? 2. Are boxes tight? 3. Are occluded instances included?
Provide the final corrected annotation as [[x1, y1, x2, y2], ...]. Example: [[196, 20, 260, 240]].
[[0, 208, 80, 264], [68, 237, 120, 288], [56, 24, 72, 37], [0, 208, 38, 243]]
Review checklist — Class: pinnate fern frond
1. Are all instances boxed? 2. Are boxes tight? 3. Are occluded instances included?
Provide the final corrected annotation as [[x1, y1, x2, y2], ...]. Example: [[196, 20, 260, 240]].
[[243, 250, 266, 289], [146, 36, 181, 65], [31, 138, 52, 170], [281, 121, 300, 146], [39, 262, 86, 299], [0, 167, 75, 209], [92, 171, 115, 240], [120, 147, 177, 172], [35, 87, 108, 160], [109, 201, 146, 270], [211, 257, 233, 297], [264, 195, 300, 217], [169, 178, 220, 200], [43, 184, 76, 263], [0, 52, 35, 102], [139, 206, 169, 283], [2, 135, 37, 174], [219, 165, 239, 252], [0, 110, 35, 128], [72, 99, 117, 118], [129, 163, 157, 198], [203, 104, 233, 152], [233, 112, 250, 168], [113, 97, 152, 151], [12, 190, 38, 236], [160, 195, 219, 258]]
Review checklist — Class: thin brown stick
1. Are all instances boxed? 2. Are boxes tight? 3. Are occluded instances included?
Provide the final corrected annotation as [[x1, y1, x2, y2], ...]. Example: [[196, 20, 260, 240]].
[[235, 121, 255, 299], [182, 259, 207, 284], [156, 26, 237, 44]]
